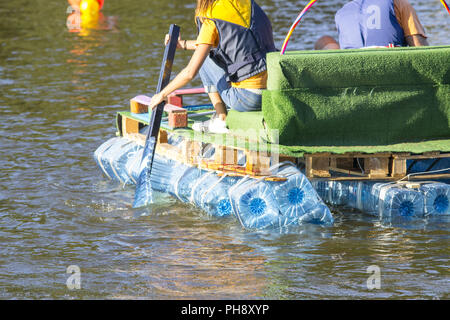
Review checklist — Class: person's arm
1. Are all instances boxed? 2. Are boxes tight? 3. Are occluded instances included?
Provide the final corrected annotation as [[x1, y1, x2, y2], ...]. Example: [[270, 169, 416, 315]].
[[394, 0, 428, 46], [149, 43, 212, 109], [164, 35, 197, 51], [405, 34, 429, 47]]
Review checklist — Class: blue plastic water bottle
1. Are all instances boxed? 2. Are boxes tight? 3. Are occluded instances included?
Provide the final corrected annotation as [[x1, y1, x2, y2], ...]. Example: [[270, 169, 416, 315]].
[[272, 165, 333, 225], [229, 179, 281, 229], [94, 137, 120, 179], [311, 180, 331, 203], [420, 183, 450, 216], [199, 175, 240, 217], [378, 186, 424, 220], [328, 181, 349, 206]]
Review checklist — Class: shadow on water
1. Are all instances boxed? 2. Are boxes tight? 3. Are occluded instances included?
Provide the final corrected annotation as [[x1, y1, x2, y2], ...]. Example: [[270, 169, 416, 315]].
[[0, 0, 448, 299]]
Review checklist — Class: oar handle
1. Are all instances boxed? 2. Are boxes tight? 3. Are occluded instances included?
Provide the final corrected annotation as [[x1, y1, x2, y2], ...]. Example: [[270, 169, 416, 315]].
[[132, 25, 180, 208], [147, 24, 180, 140]]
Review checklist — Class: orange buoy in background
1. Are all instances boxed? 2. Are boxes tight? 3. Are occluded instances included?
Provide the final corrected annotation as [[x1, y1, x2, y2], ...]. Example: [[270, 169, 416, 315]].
[[80, 0, 100, 15]]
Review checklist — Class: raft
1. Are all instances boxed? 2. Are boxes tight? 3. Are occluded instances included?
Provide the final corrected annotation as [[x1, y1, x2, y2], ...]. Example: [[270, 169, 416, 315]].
[[94, 45, 450, 229]]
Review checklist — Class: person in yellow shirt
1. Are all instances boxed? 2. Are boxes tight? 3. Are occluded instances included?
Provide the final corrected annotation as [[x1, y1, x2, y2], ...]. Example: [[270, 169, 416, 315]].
[[149, 0, 276, 134], [315, 0, 428, 50]]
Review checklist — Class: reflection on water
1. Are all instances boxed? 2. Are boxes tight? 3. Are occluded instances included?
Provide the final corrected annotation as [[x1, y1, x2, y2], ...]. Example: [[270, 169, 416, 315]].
[[0, 0, 449, 299]]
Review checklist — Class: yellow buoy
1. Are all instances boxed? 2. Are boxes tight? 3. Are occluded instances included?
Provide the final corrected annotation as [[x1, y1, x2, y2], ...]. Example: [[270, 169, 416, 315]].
[[80, 0, 100, 15]]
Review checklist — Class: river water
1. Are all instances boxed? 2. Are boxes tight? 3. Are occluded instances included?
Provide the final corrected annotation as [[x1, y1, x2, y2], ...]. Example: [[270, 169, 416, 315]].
[[0, 0, 449, 299]]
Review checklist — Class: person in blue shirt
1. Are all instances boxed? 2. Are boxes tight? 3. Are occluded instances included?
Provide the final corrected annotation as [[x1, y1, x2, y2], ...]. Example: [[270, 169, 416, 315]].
[[315, 0, 428, 50]]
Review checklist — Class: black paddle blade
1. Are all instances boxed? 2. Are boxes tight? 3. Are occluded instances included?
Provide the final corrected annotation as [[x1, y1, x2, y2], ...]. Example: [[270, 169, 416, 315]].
[[133, 24, 180, 208], [132, 137, 155, 208]]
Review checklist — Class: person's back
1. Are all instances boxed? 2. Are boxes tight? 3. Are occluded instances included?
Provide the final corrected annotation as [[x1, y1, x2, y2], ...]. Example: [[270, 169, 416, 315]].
[[336, 0, 406, 49], [315, 0, 428, 50]]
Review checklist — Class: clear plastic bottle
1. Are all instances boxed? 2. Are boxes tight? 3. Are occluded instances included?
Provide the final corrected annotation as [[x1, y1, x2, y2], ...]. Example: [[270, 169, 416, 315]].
[[419, 182, 450, 216], [347, 181, 359, 208], [272, 165, 333, 225], [377, 186, 424, 220], [110, 140, 142, 184], [370, 182, 388, 215], [94, 137, 119, 179], [194, 174, 241, 217], [125, 146, 143, 184], [298, 203, 334, 226], [229, 178, 281, 229], [171, 166, 204, 202], [353, 181, 375, 213], [328, 181, 349, 206], [311, 180, 331, 203], [96, 137, 133, 182], [149, 155, 180, 193]]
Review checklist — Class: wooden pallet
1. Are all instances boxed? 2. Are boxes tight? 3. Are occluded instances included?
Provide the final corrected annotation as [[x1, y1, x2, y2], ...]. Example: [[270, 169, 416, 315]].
[[303, 151, 450, 180], [119, 109, 449, 182]]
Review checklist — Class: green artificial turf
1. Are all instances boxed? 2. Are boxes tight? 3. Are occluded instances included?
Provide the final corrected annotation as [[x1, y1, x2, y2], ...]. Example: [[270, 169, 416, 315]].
[[263, 46, 450, 146], [117, 111, 450, 157]]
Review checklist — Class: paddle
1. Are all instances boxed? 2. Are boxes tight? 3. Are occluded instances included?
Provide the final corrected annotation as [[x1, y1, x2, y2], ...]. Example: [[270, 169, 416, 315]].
[[133, 24, 180, 208]]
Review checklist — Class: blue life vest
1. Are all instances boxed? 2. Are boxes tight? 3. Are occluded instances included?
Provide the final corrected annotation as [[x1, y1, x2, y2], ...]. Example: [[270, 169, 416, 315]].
[[335, 0, 406, 49], [196, 0, 276, 83]]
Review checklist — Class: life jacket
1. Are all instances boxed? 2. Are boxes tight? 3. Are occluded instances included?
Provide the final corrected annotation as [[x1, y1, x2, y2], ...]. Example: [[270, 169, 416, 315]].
[[335, 0, 406, 49], [196, 0, 276, 83]]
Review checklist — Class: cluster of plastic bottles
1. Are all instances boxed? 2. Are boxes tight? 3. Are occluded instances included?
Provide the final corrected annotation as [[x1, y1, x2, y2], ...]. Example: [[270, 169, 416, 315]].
[[229, 164, 333, 229], [311, 179, 450, 219], [94, 136, 334, 229]]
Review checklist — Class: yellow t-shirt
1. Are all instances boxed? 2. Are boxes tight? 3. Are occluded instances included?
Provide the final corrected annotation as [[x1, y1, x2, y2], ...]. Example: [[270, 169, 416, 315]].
[[393, 0, 427, 38], [195, 18, 268, 89]]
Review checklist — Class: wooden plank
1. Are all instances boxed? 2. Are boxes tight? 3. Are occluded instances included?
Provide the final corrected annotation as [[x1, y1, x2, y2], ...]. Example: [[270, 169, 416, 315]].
[[158, 129, 168, 144], [246, 151, 271, 175], [364, 157, 390, 178], [306, 152, 391, 158], [215, 146, 239, 165], [393, 152, 449, 160], [391, 158, 407, 178], [122, 116, 139, 135], [163, 103, 186, 113], [327, 173, 450, 181], [173, 87, 206, 95], [329, 167, 367, 177], [130, 95, 151, 113], [168, 111, 188, 128], [155, 143, 183, 161], [181, 140, 202, 164], [130, 98, 148, 114], [166, 88, 206, 107], [305, 155, 331, 178]]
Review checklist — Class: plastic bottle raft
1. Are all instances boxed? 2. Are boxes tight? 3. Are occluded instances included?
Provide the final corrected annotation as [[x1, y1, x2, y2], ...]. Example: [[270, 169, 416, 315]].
[[94, 135, 334, 229], [94, 134, 450, 227], [312, 179, 450, 220]]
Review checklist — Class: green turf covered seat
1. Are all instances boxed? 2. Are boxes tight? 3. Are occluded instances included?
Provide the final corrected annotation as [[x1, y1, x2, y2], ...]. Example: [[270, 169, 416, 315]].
[[260, 46, 450, 146]]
